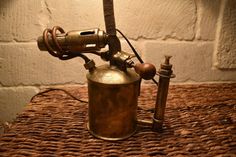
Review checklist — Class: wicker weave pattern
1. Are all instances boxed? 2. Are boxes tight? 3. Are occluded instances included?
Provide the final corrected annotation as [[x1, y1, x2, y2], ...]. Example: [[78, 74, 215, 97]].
[[0, 84, 235, 156]]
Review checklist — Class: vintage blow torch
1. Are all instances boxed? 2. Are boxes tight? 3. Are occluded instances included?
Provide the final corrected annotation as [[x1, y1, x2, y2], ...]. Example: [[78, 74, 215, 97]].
[[37, 0, 175, 141]]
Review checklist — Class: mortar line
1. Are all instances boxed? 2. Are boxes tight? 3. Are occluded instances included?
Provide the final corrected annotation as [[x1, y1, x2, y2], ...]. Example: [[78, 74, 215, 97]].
[[0, 83, 87, 89], [119, 38, 214, 44], [193, 0, 200, 41], [194, 0, 202, 40], [0, 81, 235, 89], [0, 37, 215, 45], [0, 41, 36, 44], [212, 0, 226, 69]]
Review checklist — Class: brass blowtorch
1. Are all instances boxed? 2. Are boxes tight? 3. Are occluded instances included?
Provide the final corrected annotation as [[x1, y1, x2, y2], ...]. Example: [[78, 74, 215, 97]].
[[37, 0, 175, 141]]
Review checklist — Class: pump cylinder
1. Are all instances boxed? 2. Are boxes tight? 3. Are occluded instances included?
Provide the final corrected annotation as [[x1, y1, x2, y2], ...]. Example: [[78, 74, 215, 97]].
[[152, 56, 174, 131]]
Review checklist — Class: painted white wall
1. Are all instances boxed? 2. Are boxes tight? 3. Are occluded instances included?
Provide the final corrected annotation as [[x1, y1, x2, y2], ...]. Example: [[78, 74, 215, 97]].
[[0, 0, 236, 125]]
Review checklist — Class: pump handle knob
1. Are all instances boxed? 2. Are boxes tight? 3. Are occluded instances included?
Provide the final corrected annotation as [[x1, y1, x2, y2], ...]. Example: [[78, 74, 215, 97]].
[[134, 63, 156, 80]]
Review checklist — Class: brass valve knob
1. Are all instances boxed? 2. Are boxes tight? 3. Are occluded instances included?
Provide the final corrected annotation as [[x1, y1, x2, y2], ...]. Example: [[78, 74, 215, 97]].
[[134, 63, 156, 80]]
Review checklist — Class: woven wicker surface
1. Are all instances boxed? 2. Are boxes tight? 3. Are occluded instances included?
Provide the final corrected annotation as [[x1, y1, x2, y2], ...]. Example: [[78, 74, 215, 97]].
[[0, 83, 235, 157]]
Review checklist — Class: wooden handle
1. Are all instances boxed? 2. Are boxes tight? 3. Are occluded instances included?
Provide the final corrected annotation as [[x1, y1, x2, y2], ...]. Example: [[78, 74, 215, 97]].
[[134, 63, 156, 80]]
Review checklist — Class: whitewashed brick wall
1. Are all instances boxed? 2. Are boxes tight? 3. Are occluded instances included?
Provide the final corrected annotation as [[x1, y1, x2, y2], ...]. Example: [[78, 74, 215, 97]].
[[0, 0, 236, 126]]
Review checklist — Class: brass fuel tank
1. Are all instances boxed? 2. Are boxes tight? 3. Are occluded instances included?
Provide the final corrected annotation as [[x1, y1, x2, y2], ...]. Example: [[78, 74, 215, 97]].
[[87, 64, 140, 140]]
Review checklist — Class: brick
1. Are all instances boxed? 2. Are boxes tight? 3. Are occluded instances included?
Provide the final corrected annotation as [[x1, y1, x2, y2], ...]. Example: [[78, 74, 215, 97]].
[[144, 41, 236, 82], [0, 86, 39, 123], [216, 0, 236, 69], [0, 0, 44, 41], [0, 43, 106, 86], [45, 0, 196, 40], [115, 0, 196, 40], [196, 0, 221, 40], [120, 39, 143, 57], [45, 0, 105, 31]]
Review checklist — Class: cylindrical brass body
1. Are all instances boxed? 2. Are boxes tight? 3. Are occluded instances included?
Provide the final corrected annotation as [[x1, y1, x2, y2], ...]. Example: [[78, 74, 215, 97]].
[[152, 56, 173, 131], [152, 76, 170, 131], [87, 64, 140, 141], [37, 28, 108, 52]]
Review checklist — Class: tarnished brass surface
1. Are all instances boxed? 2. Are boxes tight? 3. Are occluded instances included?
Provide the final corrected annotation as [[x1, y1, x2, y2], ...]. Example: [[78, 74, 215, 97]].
[[153, 56, 174, 131], [37, 28, 108, 53], [87, 64, 140, 140], [87, 64, 140, 85], [152, 76, 170, 131]]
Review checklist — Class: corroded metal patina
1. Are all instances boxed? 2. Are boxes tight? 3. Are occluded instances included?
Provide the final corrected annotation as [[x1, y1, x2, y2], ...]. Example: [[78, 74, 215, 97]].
[[87, 64, 140, 140], [36, 0, 175, 141], [153, 56, 175, 131]]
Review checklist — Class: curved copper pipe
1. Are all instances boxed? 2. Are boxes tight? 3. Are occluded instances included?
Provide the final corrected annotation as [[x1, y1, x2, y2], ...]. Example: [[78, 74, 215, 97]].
[[51, 26, 65, 56], [43, 28, 58, 57], [42, 26, 91, 63]]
